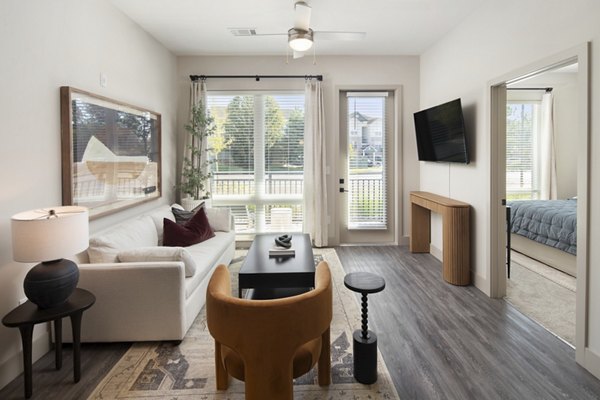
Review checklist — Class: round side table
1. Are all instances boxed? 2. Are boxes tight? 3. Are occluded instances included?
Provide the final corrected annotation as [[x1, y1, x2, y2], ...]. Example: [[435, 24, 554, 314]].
[[2, 288, 95, 399], [344, 272, 385, 384]]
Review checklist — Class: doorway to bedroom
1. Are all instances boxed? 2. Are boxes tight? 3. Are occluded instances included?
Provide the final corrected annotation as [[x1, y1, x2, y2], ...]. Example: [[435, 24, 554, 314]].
[[504, 62, 579, 346], [489, 44, 590, 356]]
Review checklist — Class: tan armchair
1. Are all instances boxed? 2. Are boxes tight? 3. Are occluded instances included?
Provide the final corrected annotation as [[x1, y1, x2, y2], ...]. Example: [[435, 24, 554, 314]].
[[206, 261, 333, 400]]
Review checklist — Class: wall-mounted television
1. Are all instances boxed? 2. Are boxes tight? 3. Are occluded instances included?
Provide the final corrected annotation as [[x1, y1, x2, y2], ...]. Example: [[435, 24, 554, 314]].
[[413, 98, 470, 164]]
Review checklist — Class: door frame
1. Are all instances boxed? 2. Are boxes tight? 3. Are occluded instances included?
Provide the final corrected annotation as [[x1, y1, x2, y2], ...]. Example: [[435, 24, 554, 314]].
[[333, 85, 403, 246], [488, 43, 589, 365]]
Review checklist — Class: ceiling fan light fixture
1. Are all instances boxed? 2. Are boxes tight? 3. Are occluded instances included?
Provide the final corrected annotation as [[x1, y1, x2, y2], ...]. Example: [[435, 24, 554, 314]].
[[288, 28, 313, 52]]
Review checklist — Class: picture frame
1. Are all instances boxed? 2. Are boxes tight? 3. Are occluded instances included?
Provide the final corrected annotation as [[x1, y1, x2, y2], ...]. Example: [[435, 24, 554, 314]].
[[60, 87, 161, 219]]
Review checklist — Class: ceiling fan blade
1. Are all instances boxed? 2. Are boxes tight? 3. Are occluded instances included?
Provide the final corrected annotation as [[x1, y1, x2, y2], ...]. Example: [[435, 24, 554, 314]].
[[250, 33, 287, 36], [314, 31, 366, 41], [294, 1, 312, 31], [293, 50, 305, 59]]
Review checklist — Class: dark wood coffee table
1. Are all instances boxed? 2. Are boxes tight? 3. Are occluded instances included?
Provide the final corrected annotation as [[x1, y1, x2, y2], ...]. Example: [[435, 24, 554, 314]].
[[238, 233, 315, 299]]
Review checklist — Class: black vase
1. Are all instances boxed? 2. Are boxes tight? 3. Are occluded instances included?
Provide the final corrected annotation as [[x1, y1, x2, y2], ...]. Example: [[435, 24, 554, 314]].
[[23, 259, 79, 309]]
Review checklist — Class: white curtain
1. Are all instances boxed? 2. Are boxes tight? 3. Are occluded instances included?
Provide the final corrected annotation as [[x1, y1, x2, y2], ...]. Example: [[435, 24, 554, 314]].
[[539, 92, 558, 200], [303, 79, 328, 247], [181, 80, 207, 199]]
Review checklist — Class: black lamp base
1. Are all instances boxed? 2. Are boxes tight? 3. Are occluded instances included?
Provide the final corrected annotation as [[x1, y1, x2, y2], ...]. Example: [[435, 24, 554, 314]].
[[24, 259, 79, 309]]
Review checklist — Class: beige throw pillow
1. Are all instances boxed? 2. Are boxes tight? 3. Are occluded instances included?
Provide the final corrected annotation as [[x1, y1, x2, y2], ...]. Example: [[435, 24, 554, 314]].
[[117, 247, 197, 277], [204, 208, 231, 232], [88, 216, 158, 263]]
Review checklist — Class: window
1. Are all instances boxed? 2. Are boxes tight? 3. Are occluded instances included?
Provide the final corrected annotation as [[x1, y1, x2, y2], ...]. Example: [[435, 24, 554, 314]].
[[346, 92, 388, 229], [506, 101, 542, 200], [207, 93, 304, 234]]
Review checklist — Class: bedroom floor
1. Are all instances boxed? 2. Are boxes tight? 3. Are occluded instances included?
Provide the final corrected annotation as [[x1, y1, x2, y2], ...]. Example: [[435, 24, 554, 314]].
[[505, 251, 576, 345]]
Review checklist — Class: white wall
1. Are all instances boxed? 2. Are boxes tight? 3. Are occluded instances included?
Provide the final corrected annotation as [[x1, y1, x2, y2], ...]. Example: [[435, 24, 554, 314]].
[[177, 55, 421, 244], [0, 0, 177, 389], [419, 0, 600, 375]]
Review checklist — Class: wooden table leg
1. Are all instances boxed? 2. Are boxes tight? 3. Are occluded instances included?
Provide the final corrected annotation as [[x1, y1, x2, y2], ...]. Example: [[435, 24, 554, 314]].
[[410, 203, 431, 253], [18, 324, 34, 399], [54, 318, 62, 370], [70, 311, 83, 383]]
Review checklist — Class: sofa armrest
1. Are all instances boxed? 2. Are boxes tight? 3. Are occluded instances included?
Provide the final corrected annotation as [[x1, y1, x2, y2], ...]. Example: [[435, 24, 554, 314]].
[[69, 262, 187, 342]]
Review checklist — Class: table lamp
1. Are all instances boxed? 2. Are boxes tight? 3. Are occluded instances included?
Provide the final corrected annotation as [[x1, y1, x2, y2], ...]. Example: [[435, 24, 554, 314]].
[[11, 206, 89, 309]]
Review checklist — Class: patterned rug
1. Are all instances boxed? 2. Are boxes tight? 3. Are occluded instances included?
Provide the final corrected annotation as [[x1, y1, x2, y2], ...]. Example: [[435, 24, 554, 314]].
[[87, 248, 400, 399]]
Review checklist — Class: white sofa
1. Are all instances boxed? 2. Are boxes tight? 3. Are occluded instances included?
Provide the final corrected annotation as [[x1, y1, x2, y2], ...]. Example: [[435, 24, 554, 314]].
[[63, 204, 235, 342]]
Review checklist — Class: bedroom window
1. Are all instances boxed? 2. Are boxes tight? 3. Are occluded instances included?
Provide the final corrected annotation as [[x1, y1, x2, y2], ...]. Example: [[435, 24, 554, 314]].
[[206, 93, 304, 234], [506, 101, 542, 200]]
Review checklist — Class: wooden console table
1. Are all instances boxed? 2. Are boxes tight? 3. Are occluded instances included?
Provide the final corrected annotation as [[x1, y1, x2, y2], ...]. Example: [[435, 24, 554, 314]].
[[409, 191, 470, 285]]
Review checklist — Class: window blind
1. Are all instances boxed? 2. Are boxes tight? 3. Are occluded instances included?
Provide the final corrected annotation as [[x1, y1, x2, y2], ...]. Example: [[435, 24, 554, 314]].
[[207, 93, 304, 234], [506, 101, 541, 200], [346, 94, 388, 229]]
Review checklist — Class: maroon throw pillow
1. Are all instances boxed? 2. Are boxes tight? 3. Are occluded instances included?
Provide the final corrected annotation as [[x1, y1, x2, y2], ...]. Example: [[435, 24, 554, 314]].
[[163, 207, 215, 247]]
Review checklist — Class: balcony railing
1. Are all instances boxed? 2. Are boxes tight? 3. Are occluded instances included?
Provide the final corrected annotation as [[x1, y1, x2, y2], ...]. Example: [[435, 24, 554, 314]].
[[211, 171, 304, 196], [210, 171, 385, 232]]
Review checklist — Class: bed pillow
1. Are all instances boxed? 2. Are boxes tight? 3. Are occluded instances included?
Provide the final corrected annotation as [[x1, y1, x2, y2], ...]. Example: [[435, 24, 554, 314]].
[[163, 207, 215, 247], [117, 247, 197, 277]]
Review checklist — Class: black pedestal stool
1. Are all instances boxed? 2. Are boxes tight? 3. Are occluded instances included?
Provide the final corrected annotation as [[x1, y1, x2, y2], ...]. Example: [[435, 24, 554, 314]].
[[344, 272, 385, 384]]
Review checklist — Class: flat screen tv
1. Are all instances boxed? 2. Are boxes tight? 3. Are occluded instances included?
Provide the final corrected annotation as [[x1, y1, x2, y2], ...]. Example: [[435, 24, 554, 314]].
[[413, 98, 470, 164]]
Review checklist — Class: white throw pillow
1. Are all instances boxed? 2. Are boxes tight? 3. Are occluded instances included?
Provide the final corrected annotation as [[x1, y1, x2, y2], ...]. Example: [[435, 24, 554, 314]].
[[117, 247, 197, 277], [205, 208, 231, 232], [148, 205, 176, 245], [88, 216, 158, 263]]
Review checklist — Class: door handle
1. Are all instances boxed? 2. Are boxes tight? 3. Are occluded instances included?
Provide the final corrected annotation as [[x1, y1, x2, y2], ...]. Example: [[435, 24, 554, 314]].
[[339, 188, 348, 193]]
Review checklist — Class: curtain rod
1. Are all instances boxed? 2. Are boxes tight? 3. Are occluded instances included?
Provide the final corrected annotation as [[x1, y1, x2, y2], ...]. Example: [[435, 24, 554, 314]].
[[507, 87, 553, 92], [190, 74, 323, 82]]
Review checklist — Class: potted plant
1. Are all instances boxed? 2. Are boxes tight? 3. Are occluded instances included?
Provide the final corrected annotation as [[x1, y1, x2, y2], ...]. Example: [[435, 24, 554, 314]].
[[179, 102, 216, 210]]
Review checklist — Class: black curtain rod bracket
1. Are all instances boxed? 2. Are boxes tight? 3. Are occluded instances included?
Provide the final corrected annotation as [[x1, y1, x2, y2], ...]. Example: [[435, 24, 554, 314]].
[[190, 74, 323, 82]]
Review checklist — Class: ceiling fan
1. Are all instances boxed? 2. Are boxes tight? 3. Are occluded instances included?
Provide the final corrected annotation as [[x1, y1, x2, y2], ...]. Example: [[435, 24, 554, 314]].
[[237, 1, 366, 59]]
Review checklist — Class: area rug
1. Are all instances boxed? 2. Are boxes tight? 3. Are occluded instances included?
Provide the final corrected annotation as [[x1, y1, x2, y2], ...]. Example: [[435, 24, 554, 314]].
[[87, 248, 400, 399], [505, 256, 575, 346]]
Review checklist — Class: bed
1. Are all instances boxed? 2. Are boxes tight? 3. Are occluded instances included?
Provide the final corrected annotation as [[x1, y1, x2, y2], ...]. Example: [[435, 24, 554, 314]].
[[507, 199, 577, 277]]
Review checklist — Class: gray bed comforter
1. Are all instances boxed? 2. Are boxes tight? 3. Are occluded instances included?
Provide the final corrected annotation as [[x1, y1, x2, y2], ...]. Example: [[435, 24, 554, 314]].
[[508, 199, 577, 255]]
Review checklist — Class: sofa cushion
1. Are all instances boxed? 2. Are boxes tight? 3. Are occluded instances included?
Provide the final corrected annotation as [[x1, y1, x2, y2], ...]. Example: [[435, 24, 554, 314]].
[[205, 208, 231, 232], [163, 207, 215, 247], [117, 246, 197, 277], [147, 205, 176, 245], [184, 230, 236, 298], [88, 216, 158, 263]]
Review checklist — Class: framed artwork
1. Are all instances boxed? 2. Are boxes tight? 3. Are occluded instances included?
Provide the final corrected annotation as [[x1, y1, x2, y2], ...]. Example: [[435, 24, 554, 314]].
[[60, 87, 161, 219]]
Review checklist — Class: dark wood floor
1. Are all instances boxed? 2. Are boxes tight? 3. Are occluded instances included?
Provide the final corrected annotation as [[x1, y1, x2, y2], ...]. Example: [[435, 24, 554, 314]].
[[1, 245, 599, 399], [335, 246, 600, 400], [0, 342, 129, 400]]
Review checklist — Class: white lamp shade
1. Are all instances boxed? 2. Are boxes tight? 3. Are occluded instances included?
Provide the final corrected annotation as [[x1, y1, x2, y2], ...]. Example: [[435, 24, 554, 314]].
[[11, 206, 89, 262]]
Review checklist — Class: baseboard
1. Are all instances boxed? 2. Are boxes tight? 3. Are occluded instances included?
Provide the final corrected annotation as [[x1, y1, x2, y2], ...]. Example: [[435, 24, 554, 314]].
[[584, 346, 600, 379], [398, 235, 409, 246], [430, 244, 442, 261], [0, 328, 50, 390]]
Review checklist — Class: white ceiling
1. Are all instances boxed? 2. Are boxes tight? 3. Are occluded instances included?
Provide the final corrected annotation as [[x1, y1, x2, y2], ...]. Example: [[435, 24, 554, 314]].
[[110, 0, 486, 56]]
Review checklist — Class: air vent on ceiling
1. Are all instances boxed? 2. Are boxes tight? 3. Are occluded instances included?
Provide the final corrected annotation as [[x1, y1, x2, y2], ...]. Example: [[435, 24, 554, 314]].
[[229, 28, 257, 37]]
